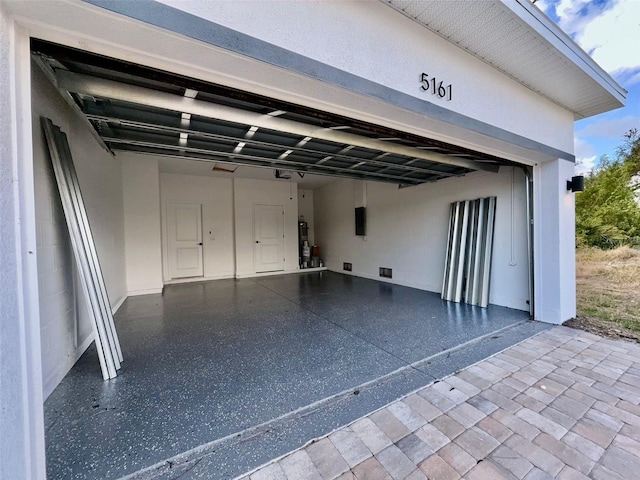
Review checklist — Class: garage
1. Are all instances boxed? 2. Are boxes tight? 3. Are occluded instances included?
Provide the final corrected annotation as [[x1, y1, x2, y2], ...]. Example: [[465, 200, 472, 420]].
[[0, 1, 625, 479], [32, 39, 542, 478]]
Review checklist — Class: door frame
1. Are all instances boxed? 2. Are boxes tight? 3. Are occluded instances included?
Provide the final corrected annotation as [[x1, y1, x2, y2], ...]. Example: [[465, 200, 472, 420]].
[[163, 200, 204, 280], [252, 203, 285, 274]]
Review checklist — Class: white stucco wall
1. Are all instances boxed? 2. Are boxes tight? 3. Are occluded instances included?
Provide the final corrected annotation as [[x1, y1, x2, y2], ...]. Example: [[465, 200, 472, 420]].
[[0, 1, 600, 476], [160, 172, 235, 281], [120, 161, 305, 288], [122, 155, 163, 295], [0, 6, 46, 479], [1, 0, 575, 167], [314, 167, 530, 311], [157, 0, 574, 155], [31, 62, 127, 398], [534, 158, 577, 323]]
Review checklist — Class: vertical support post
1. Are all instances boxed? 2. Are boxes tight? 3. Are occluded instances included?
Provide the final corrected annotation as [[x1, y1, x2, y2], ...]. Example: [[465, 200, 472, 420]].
[[533, 158, 576, 324], [0, 12, 47, 479]]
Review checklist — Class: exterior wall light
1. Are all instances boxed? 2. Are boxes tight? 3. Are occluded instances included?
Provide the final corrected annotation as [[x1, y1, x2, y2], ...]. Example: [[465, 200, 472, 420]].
[[567, 175, 585, 192]]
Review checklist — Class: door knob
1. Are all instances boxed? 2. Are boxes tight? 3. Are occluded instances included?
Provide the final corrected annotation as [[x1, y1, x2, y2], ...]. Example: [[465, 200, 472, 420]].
[[198, 242, 203, 246], [255, 240, 260, 243]]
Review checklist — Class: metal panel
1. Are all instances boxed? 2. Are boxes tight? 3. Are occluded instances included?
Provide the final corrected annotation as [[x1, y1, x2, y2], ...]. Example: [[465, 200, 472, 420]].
[[58, 134, 123, 365], [441, 196, 496, 308], [41, 117, 122, 380], [56, 70, 499, 174], [450, 201, 466, 302], [480, 196, 497, 308]]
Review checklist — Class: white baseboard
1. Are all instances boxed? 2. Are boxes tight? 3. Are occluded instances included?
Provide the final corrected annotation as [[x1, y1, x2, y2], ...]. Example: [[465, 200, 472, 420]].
[[235, 267, 326, 279], [164, 273, 235, 285], [487, 295, 530, 312], [43, 296, 127, 400], [127, 287, 163, 296], [111, 294, 127, 314], [326, 266, 438, 293], [42, 332, 95, 400], [76, 333, 95, 359]]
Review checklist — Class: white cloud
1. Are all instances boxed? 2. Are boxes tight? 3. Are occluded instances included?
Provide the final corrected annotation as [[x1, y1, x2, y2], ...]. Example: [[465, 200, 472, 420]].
[[574, 136, 597, 174], [577, 1, 640, 75], [554, 0, 603, 37], [617, 69, 640, 86], [575, 155, 597, 175], [550, 0, 640, 80], [533, 0, 553, 16], [533, 0, 640, 172]]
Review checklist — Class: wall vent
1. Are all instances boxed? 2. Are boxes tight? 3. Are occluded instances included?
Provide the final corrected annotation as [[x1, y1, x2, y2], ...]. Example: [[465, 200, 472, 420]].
[[379, 267, 392, 278], [343, 262, 352, 271]]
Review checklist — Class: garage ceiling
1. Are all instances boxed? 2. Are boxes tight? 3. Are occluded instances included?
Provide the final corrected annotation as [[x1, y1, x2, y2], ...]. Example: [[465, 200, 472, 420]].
[[32, 40, 511, 187]]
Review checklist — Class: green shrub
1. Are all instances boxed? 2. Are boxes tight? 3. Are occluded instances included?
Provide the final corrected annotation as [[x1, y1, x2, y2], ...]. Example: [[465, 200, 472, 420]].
[[576, 129, 640, 249]]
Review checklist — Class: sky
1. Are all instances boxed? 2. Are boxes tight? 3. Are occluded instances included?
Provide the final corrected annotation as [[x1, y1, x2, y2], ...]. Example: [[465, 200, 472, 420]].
[[533, 0, 640, 173]]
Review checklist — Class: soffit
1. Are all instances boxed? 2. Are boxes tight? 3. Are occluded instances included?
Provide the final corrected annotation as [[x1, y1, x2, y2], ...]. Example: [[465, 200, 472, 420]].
[[384, 0, 626, 119]]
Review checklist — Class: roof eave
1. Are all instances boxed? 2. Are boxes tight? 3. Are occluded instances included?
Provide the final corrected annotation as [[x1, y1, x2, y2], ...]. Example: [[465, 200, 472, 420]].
[[504, 0, 627, 117]]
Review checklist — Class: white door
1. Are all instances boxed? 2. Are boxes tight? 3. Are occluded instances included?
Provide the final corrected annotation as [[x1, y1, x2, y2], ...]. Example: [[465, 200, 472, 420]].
[[254, 204, 285, 273], [167, 202, 204, 279]]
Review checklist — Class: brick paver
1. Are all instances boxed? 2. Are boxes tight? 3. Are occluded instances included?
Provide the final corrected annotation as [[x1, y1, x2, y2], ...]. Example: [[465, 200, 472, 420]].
[[240, 327, 640, 480]]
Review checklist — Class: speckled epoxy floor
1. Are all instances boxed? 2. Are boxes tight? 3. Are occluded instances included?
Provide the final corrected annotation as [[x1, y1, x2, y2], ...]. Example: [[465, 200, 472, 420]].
[[44, 272, 542, 480]]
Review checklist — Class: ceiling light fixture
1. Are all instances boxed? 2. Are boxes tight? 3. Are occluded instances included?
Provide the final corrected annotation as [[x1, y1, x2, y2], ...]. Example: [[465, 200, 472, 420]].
[[296, 136, 312, 147], [278, 150, 293, 160], [275, 169, 292, 179], [245, 126, 259, 139]]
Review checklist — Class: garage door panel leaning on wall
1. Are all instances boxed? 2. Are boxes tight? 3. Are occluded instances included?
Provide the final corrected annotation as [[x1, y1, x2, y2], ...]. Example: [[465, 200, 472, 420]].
[[31, 62, 127, 398], [313, 167, 530, 312]]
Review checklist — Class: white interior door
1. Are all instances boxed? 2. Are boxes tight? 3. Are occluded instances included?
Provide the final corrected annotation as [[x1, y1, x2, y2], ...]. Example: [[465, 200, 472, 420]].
[[167, 202, 204, 279], [254, 204, 284, 273]]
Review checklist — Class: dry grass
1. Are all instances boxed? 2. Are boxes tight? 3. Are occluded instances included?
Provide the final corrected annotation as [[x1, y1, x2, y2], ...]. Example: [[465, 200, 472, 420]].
[[571, 246, 640, 340]]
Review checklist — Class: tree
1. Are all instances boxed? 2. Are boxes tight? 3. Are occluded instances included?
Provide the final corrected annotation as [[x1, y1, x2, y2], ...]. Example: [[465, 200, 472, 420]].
[[575, 129, 640, 248]]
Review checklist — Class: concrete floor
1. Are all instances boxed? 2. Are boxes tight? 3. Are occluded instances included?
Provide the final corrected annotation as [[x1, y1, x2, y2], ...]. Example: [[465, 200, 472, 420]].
[[44, 272, 546, 479]]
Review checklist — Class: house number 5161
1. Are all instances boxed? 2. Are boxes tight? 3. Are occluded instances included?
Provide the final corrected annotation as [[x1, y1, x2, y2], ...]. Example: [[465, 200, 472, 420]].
[[420, 73, 452, 101]]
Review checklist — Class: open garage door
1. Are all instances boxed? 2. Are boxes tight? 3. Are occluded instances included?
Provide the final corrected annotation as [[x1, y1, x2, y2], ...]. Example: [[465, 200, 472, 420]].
[[32, 40, 515, 189], [32, 38, 537, 480]]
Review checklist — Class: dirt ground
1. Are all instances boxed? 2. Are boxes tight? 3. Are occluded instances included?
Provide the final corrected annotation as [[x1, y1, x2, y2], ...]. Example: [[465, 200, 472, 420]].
[[564, 246, 640, 343]]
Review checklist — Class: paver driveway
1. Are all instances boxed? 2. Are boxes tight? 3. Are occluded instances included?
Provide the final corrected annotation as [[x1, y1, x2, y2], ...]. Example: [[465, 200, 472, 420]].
[[241, 326, 640, 480]]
